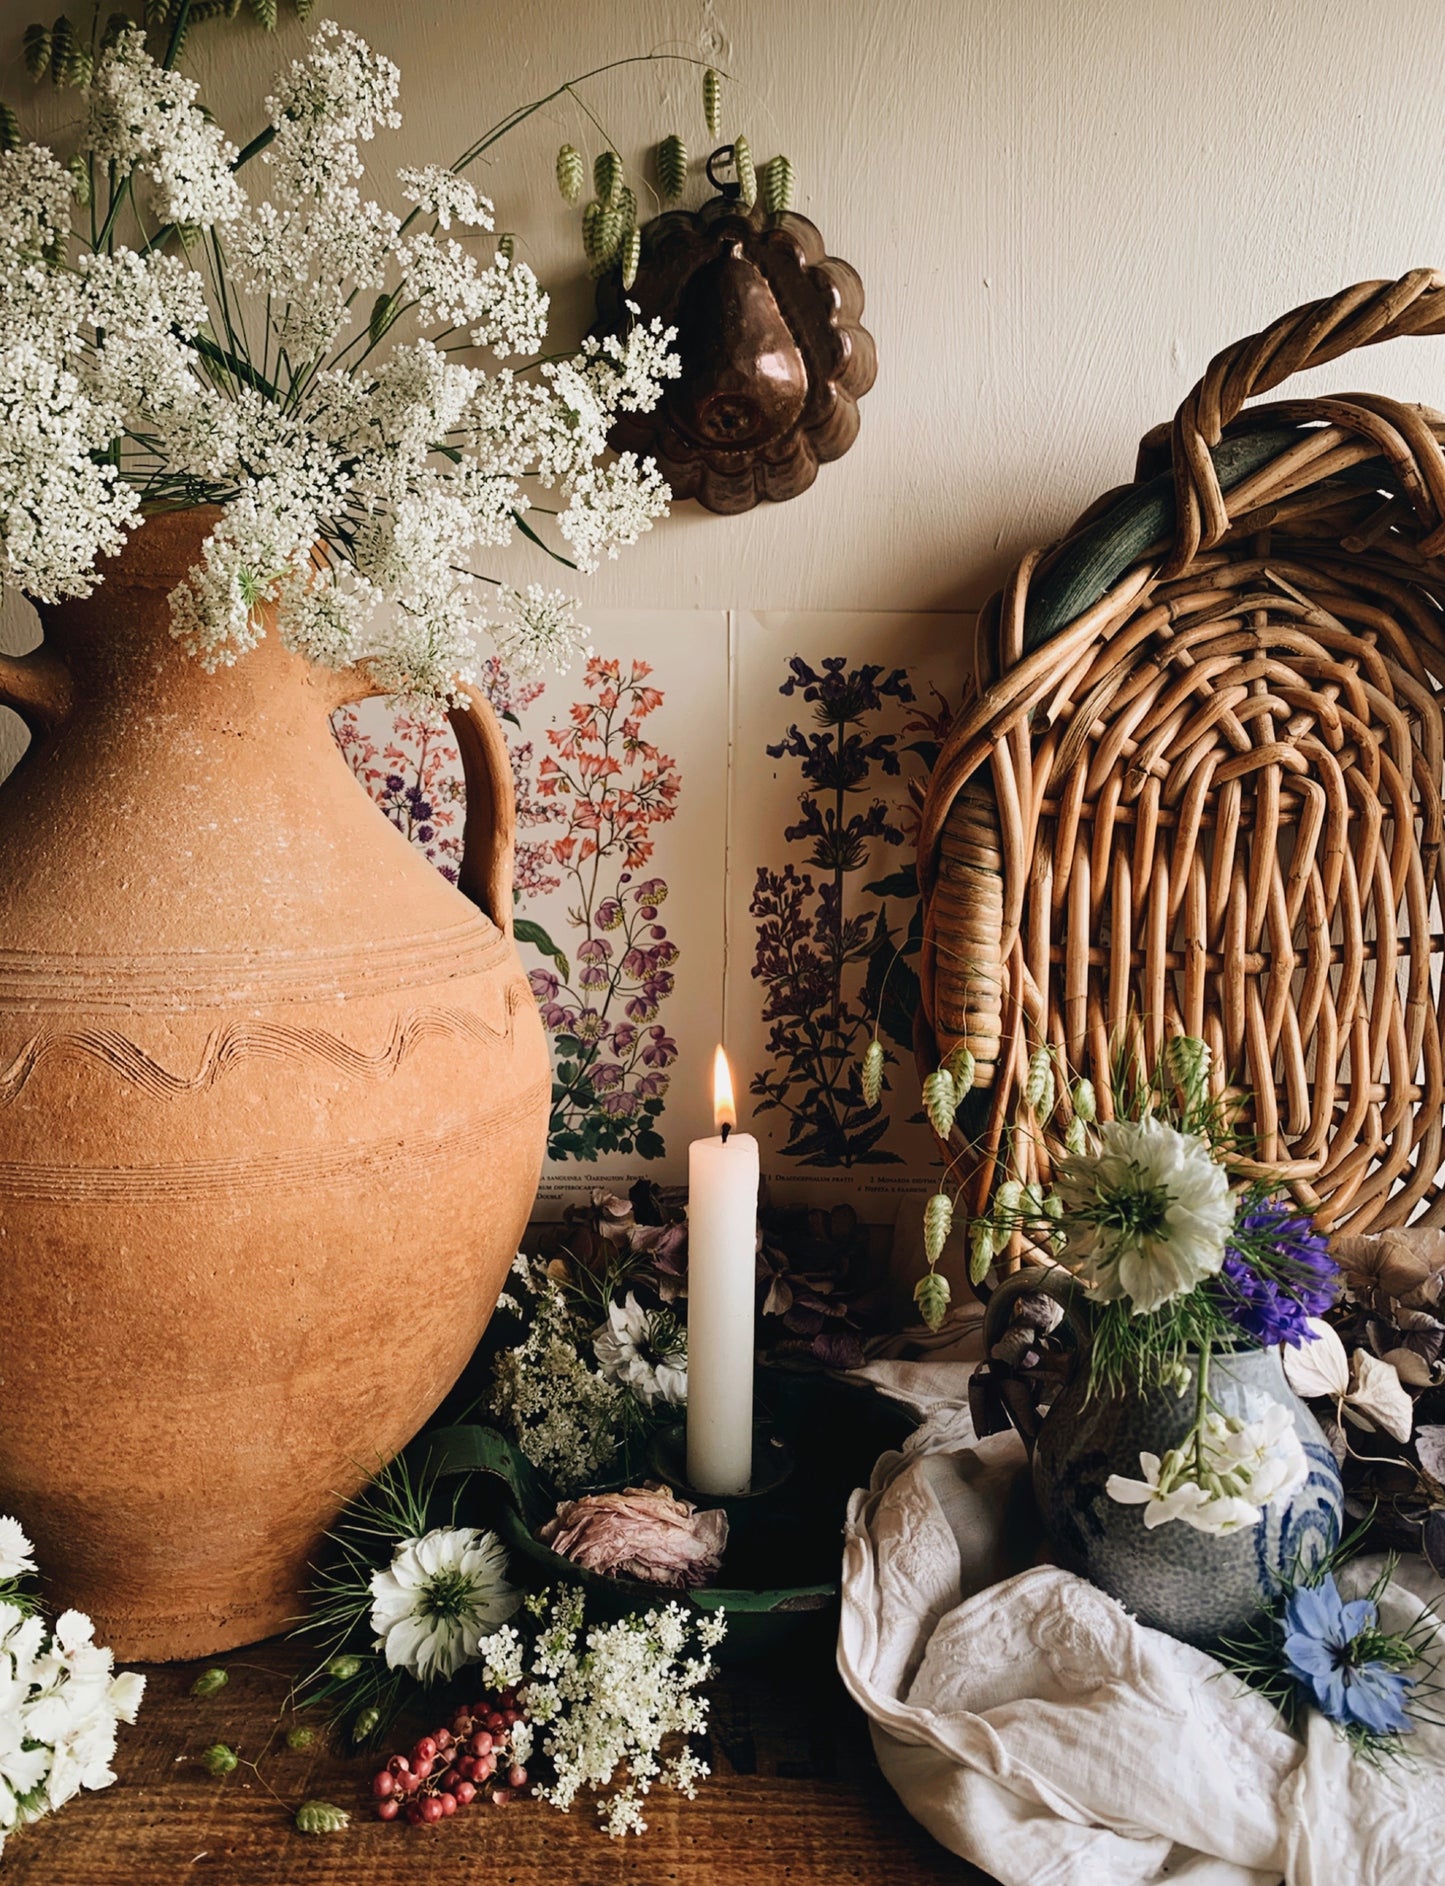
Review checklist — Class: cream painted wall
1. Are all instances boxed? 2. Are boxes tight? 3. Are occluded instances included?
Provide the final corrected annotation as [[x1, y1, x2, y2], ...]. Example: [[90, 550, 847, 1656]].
[[5, 0, 1445, 776]]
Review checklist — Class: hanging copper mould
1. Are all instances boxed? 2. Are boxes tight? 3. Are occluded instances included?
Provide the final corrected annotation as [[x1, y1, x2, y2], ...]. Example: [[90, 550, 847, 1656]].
[[594, 153, 876, 515]]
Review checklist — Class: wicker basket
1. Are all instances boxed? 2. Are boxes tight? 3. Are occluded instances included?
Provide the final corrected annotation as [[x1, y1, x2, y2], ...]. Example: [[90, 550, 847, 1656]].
[[917, 270, 1445, 1237]]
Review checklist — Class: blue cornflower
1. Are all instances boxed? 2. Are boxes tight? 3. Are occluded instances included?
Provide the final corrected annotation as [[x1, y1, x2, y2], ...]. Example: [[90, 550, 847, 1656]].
[[1217, 1203, 1339, 1346], [1282, 1576, 1415, 1735]]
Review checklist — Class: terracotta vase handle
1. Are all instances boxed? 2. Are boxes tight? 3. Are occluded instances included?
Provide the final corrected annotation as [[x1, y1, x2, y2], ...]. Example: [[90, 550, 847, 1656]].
[[0, 644, 74, 735], [327, 662, 516, 938]]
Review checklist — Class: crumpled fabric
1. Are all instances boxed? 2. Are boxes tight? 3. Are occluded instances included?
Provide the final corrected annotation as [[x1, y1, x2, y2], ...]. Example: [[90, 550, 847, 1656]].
[[838, 1362, 1445, 1886]]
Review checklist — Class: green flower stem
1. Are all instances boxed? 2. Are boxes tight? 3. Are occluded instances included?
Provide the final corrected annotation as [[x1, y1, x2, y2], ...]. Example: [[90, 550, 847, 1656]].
[[1193, 1338, 1211, 1481]]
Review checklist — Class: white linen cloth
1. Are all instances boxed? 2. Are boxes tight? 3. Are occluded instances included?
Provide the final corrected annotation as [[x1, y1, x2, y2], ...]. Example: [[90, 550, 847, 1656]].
[[838, 1362, 1445, 1886]]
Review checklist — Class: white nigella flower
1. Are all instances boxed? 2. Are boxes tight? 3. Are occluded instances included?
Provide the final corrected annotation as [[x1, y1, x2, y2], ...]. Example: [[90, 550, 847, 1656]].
[[1106, 1403, 1308, 1534], [0, 1520, 34, 1583], [368, 1526, 519, 1683], [593, 1293, 688, 1408], [1055, 1116, 1234, 1313]]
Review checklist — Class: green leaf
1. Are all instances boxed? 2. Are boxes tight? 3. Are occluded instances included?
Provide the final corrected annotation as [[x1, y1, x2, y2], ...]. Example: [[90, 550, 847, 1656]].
[[914, 1268, 951, 1331], [368, 292, 395, 346], [862, 867, 918, 899], [513, 916, 568, 978]]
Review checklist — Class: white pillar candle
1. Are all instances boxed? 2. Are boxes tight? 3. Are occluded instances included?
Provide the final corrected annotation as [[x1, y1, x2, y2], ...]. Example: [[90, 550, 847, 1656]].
[[686, 1047, 760, 1495]]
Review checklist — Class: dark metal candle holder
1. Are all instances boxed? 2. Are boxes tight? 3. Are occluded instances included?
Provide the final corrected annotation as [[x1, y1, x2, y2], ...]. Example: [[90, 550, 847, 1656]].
[[646, 1419, 795, 1540]]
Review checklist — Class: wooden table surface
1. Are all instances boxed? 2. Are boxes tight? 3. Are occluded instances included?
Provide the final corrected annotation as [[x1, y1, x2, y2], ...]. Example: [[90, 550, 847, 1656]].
[[4, 1631, 994, 1885]]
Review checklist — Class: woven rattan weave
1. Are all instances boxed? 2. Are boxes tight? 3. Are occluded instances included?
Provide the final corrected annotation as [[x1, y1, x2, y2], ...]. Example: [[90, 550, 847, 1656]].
[[917, 270, 1445, 1235]]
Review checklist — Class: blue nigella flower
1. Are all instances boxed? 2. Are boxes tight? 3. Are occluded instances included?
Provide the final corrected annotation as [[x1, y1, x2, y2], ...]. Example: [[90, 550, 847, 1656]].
[[1282, 1576, 1415, 1735], [1217, 1202, 1339, 1346]]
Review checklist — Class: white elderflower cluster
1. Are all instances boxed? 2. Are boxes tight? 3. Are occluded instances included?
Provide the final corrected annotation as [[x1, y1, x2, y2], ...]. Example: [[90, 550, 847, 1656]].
[[87, 25, 241, 228], [0, 18, 678, 708], [500, 1588, 724, 1836], [0, 1521, 144, 1862]]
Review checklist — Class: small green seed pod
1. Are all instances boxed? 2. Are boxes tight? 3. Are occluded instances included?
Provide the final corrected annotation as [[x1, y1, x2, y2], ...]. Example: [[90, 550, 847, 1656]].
[[703, 66, 722, 136], [67, 152, 91, 204], [0, 105, 20, 155], [655, 132, 688, 201], [945, 1042, 976, 1094], [1024, 1045, 1055, 1118], [922, 1067, 958, 1139], [498, 232, 516, 262], [593, 148, 623, 209], [968, 1218, 995, 1286], [285, 1725, 318, 1751], [923, 1192, 954, 1267], [48, 17, 75, 87], [732, 133, 757, 208], [914, 1265, 952, 1331], [249, 0, 280, 29], [323, 1653, 362, 1681], [201, 1743, 238, 1777], [861, 1038, 884, 1108], [191, 1667, 229, 1697], [295, 1799, 350, 1836], [23, 24, 52, 80], [581, 198, 605, 263], [760, 154, 795, 215], [350, 1706, 381, 1744], [555, 142, 584, 204], [620, 226, 641, 291]]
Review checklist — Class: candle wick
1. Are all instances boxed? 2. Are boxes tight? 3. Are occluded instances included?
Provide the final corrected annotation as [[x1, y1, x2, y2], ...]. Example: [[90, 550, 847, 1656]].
[[720, 1122, 732, 1145]]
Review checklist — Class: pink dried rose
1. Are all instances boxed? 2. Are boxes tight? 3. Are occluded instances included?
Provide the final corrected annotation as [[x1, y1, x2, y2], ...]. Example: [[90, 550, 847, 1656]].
[[538, 1483, 728, 1589]]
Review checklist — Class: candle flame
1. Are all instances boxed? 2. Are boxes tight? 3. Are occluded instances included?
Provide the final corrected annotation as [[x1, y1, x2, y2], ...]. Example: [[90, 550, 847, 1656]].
[[712, 1044, 737, 1133]]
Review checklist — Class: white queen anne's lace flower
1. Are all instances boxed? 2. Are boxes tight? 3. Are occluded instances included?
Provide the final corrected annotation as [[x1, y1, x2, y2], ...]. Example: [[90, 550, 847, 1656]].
[[1055, 1116, 1234, 1313], [0, 19, 679, 706], [368, 1526, 519, 1682]]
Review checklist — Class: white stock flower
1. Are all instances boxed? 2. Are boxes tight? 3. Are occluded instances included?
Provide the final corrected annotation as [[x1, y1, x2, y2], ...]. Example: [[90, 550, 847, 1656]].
[[1056, 1116, 1234, 1313], [1106, 1402, 1308, 1535], [0, 1521, 34, 1584], [593, 1294, 688, 1408], [368, 1527, 518, 1682], [0, 1598, 142, 1856]]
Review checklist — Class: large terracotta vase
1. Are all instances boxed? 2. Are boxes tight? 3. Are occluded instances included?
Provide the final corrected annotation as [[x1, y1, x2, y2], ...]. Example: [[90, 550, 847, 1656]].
[[0, 508, 549, 1660]]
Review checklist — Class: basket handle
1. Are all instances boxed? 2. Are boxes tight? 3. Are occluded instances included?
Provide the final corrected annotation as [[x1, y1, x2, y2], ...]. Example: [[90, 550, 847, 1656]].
[[1163, 266, 1445, 576]]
